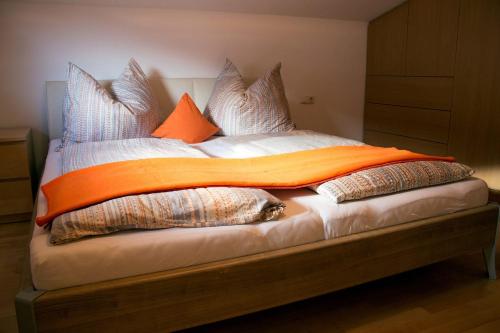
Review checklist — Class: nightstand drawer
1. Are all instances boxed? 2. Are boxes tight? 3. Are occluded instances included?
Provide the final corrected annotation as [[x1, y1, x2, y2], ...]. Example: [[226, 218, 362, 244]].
[[0, 180, 33, 216], [0, 141, 30, 179]]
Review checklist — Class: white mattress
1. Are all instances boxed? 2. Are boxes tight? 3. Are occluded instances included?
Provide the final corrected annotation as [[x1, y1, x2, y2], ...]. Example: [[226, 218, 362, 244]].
[[31, 135, 489, 290]]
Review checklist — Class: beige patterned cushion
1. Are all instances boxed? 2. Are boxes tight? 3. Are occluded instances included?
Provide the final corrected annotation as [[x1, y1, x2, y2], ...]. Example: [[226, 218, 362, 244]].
[[204, 59, 295, 135], [313, 161, 474, 203], [62, 59, 159, 146], [50, 187, 285, 244]]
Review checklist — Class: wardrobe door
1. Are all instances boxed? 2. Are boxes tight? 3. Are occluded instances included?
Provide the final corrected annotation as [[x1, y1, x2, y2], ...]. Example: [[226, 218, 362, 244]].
[[449, 0, 500, 190], [406, 0, 460, 76], [367, 3, 408, 75]]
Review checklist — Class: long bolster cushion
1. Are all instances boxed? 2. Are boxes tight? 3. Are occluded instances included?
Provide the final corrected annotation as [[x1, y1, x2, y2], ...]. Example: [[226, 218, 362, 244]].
[[312, 160, 473, 203], [37, 146, 453, 226], [50, 187, 284, 245]]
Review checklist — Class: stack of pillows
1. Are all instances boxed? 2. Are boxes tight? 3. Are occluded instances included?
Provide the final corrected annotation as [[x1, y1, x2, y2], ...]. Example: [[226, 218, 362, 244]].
[[62, 58, 295, 146]]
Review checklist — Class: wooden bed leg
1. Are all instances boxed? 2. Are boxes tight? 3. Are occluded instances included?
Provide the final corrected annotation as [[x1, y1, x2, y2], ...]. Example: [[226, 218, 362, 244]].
[[15, 207, 44, 333], [15, 287, 44, 333], [483, 245, 497, 280], [483, 204, 500, 280]]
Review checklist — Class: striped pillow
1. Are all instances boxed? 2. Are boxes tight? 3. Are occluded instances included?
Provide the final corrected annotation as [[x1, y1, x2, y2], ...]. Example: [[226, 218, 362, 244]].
[[313, 161, 474, 203], [204, 59, 295, 135], [50, 187, 285, 244], [62, 59, 159, 146]]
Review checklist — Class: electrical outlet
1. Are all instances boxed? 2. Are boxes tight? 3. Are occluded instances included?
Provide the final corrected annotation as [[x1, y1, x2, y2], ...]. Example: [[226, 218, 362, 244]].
[[300, 96, 315, 105]]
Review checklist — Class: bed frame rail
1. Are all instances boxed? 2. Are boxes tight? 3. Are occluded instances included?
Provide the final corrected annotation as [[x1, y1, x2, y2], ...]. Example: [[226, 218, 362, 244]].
[[16, 204, 499, 333]]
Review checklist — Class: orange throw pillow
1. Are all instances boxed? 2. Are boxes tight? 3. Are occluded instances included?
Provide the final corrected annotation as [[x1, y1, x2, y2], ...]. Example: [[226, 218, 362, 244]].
[[152, 93, 219, 143]]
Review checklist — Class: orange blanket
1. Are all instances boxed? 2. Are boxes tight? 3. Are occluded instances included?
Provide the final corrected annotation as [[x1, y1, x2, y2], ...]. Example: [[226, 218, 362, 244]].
[[36, 146, 454, 226]]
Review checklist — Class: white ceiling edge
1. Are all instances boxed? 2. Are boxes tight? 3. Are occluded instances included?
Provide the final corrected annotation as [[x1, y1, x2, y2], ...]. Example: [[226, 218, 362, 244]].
[[1, 0, 406, 21]]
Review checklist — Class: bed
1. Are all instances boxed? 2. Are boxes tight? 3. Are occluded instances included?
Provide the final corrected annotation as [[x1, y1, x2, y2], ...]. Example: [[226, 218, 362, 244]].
[[16, 78, 499, 333]]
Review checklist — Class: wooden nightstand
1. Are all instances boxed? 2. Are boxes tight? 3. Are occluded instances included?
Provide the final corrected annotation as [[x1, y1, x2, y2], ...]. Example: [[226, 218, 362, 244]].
[[489, 189, 500, 205], [0, 128, 34, 223]]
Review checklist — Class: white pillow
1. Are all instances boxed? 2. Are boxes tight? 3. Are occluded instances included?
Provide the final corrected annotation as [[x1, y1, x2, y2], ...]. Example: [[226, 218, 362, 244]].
[[204, 59, 295, 135], [62, 58, 159, 146]]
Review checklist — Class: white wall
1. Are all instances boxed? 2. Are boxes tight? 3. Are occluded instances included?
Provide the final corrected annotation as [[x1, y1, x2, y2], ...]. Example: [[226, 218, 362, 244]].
[[0, 2, 367, 175]]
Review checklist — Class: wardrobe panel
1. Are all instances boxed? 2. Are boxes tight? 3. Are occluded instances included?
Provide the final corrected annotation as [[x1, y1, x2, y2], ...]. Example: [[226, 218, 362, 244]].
[[365, 103, 450, 143], [367, 3, 408, 75], [449, 0, 500, 190], [364, 130, 448, 155], [366, 76, 454, 110], [406, 0, 460, 76]]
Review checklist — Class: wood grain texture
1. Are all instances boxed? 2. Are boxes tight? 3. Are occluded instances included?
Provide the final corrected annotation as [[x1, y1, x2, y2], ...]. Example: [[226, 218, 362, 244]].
[[364, 103, 450, 143], [366, 76, 454, 110], [0, 142, 30, 180], [2, 213, 500, 333], [406, 0, 460, 76], [490, 190, 500, 205], [0, 128, 34, 223], [448, 0, 500, 191], [26, 205, 498, 333], [0, 213, 32, 224], [0, 128, 30, 143], [0, 180, 33, 218], [184, 268, 500, 333], [0, 221, 30, 333], [367, 3, 408, 75], [364, 130, 448, 155]]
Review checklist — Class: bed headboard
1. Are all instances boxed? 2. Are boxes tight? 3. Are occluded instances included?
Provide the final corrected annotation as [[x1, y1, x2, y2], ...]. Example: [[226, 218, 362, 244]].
[[46, 78, 217, 139]]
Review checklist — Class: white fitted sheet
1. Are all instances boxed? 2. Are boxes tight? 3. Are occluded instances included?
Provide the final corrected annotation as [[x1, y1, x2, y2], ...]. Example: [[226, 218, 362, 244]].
[[31, 135, 488, 290]]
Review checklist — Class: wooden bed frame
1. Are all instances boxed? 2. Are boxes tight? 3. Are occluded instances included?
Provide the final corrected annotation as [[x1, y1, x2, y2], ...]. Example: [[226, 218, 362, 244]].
[[14, 79, 499, 332], [15, 203, 499, 332]]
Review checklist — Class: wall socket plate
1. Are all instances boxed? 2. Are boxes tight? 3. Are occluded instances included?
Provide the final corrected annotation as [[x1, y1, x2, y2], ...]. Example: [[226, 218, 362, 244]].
[[300, 96, 315, 104]]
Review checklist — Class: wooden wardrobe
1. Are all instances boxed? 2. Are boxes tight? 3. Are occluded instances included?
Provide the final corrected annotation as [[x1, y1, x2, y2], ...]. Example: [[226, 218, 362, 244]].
[[364, 0, 500, 191]]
